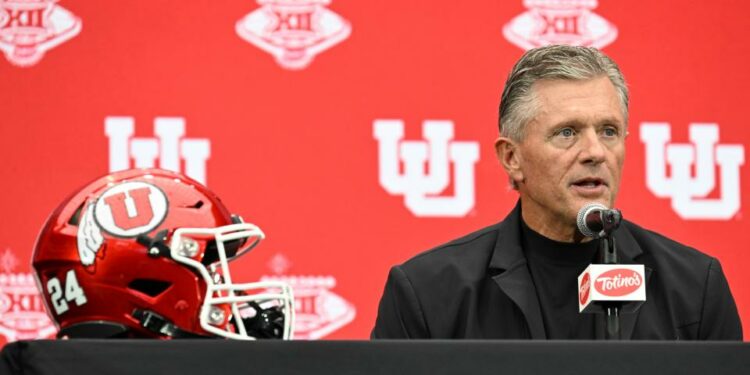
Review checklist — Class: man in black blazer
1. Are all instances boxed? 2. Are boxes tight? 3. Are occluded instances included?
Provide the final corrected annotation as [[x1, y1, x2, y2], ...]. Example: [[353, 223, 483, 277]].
[[371, 45, 742, 340]]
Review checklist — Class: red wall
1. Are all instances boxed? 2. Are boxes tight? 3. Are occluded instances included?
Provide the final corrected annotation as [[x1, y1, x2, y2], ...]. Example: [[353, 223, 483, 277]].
[[0, 0, 748, 344]]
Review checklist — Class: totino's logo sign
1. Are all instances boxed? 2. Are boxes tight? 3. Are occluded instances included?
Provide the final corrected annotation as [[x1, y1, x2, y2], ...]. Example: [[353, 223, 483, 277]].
[[578, 272, 590, 305], [641, 123, 745, 220], [373, 119, 480, 217], [0, 0, 81, 67], [105, 116, 211, 185], [594, 269, 642, 297], [236, 0, 351, 70], [503, 0, 617, 50], [578, 264, 646, 313]]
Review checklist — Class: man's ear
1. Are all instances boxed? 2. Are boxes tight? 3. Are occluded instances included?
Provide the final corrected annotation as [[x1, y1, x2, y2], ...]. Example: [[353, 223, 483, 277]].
[[494, 136, 523, 185]]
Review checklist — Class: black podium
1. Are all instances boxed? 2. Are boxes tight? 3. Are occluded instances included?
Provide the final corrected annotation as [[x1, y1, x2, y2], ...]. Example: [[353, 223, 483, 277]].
[[2, 340, 748, 375]]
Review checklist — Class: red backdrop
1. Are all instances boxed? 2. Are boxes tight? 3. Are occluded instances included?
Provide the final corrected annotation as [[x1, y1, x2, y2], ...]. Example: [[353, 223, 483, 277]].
[[0, 0, 748, 344]]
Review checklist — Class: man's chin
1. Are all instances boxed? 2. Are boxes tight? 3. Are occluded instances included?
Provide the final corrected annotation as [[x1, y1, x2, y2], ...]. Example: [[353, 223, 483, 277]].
[[568, 189, 614, 207], [571, 198, 613, 214], [569, 184, 610, 199]]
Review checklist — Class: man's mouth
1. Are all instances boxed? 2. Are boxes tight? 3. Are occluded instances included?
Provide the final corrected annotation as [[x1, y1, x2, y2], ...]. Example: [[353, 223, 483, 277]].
[[571, 178, 607, 188]]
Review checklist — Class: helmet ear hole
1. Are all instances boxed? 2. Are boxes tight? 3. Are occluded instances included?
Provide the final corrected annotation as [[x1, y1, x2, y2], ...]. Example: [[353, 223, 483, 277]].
[[127, 279, 172, 297]]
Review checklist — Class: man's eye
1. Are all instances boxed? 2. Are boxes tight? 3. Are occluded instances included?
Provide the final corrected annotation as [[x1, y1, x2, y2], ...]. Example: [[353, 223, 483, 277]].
[[558, 128, 575, 137], [602, 127, 618, 137]]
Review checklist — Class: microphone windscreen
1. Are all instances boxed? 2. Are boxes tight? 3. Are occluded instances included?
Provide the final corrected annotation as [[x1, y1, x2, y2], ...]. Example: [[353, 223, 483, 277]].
[[576, 203, 607, 238]]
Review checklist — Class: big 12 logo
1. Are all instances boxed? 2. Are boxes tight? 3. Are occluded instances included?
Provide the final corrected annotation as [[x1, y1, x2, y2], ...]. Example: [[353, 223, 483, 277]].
[[640, 123, 745, 220], [0, 0, 82, 67], [503, 0, 617, 51]]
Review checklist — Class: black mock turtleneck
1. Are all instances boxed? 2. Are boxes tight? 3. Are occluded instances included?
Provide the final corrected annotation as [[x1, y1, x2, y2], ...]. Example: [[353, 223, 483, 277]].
[[520, 218, 600, 339]]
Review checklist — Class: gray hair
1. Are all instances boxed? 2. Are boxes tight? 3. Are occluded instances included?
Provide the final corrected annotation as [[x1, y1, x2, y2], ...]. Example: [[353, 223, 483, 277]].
[[498, 45, 629, 141]]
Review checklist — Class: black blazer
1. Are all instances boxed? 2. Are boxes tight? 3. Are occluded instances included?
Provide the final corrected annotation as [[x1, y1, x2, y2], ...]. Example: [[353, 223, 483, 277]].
[[372, 203, 742, 340]]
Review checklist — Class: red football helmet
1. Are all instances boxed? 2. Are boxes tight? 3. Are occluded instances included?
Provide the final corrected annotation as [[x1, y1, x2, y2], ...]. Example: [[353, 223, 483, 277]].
[[32, 169, 294, 340]]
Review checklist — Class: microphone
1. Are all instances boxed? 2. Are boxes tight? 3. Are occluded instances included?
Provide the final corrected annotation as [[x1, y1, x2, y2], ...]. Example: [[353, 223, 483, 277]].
[[576, 203, 622, 238], [575, 203, 646, 339]]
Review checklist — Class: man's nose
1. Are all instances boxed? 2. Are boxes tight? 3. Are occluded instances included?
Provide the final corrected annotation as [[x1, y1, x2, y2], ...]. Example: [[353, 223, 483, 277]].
[[579, 129, 606, 164]]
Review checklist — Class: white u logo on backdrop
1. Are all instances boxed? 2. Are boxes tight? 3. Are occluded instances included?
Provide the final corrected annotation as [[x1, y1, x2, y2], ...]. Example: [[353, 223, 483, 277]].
[[373, 119, 480, 217], [105, 117, 211, 185], [640, 123, 745, 220]]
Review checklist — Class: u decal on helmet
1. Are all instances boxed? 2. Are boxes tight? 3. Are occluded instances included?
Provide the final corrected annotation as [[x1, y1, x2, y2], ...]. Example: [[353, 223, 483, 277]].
[[77, 181, 169, 266], [93, 181, 169, 237]]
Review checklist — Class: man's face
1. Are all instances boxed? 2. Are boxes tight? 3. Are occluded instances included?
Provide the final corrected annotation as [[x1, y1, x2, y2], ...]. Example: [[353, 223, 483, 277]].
[[512, 76, 626, 238]]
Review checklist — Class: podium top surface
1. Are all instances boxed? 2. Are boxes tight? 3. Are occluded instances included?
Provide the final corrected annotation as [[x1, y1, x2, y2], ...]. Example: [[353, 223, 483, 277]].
[[2, 339, 748, 375]]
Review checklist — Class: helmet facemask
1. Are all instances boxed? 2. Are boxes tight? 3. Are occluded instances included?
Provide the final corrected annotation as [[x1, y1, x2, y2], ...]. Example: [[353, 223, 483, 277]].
[[169, 223, 295, 340]]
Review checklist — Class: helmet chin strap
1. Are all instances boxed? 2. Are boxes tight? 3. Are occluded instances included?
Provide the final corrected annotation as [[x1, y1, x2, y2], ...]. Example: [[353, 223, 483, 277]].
[[132, 309, 214, 339]]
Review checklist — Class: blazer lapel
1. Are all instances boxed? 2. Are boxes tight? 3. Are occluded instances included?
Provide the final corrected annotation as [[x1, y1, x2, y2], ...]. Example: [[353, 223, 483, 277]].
[[489, 202, 546, 339]]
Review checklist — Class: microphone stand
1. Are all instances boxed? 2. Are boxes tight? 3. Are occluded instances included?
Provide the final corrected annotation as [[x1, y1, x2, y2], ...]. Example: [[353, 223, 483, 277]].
[[597, 209, 622, 340], [599, 234, 620, 340]]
